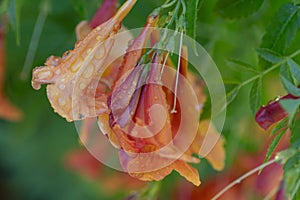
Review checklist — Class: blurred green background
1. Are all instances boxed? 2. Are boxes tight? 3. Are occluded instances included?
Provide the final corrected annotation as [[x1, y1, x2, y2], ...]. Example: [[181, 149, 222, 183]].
[[1, 0, 299, 199]]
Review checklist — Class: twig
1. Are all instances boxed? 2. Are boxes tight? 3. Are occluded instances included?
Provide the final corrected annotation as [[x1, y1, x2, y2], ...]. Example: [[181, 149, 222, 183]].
[[211, 159, 277, 200]]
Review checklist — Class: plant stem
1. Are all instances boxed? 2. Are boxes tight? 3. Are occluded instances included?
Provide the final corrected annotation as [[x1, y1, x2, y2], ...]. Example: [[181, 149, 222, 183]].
[[211, 159, 277, 200], [237, 49, 300, 90]]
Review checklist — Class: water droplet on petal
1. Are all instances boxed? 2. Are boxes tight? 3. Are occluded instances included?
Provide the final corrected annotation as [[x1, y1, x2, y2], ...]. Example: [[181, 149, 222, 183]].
[[79, 83, 86, 90], [71, 61, 81, 72], [94, 47, 106, 59], [59, 84, 65, 90], [96, 36, 102, 41], [83, 66, 94, 78], [58, 98, 66, 106]]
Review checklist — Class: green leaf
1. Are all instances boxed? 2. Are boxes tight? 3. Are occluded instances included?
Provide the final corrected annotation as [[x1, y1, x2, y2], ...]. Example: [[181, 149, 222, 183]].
[[249, 77, 262, 116], [215, 0, 264, 19], [186, 0, 203, 40], [260, 3, 300, 69], [291, 117, 300, 144], [186, 0, 203, 54], [264, 127, 287, 163], [283, 145, 300, 200], [288, 58, 300, 83], [256, 48, 283, 63], [280, 64, 300, 96], [271, 118, 288, 136], [280, 99, 300, 127], [227, 58, 259, 74]]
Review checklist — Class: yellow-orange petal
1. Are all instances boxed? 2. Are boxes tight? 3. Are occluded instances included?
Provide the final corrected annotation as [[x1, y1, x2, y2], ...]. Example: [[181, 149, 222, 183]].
[[173, 160, 201, 186], [197, 120, 225, 171], [32, 0, 137, 122]]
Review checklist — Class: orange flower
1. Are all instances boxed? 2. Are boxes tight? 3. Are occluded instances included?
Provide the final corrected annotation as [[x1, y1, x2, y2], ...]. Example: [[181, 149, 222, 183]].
[[99, 43, 225, 185], [32, 0, 137, 121], [0, 15, 22, 121], [32, 0, 225, 186]]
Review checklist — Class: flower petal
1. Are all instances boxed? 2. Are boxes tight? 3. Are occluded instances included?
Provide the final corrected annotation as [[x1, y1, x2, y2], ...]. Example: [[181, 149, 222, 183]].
[[255, 94, 299, 130], [32, 0, 137, 121], [192, 120, 225, 171]]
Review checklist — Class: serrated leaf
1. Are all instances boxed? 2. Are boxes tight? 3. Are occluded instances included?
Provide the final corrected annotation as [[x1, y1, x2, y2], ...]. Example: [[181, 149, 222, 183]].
[[186, 0, 203, 40], [256, 48, 283, 63], [249, 77, 262, 116], [291, 117, 300, 144], [271, 118, 288, 136], [215, 0, 264, 19], [264, 127, 287, 163], [280, 99, 300, 127], [186, 0, 203, 55], [260, 3, 300, 69], [288, 59, 300, 83], [226, 86, 240, 106], [280, 63, 300, 96], [227, 58, 259, 73]]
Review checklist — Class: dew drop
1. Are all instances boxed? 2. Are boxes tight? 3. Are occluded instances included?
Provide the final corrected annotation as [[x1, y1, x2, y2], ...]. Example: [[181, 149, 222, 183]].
[[79, 83, 86, 90], [83, 66, 94, 78], [94, 47, 106, 59], [59, 84, 65, 90], [71, 61, 81, 72], [58, 98, 66, 106], [55, 69, 61, 75], [38, 71, 53, 80]]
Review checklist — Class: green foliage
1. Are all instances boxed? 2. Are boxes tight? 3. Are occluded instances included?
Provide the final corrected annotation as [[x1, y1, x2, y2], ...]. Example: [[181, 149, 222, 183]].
[[283, 140, 300, 200], [280, 99, 300, 127], [280, 63, 300, 96], [226, 86, 240, 105], [215, 0, 264, 19], [2, 0, 300, 199], [261, 119, 288, 170], [186, 0, 204, 53], [186, 0, 203, 39], [265, 126, 287, 163], [260, 2, 300, 69], [288, 58, 300, 84], [249, 77, 262, 115], [227, 58, 259, 74], [256, 48, 283, 64]]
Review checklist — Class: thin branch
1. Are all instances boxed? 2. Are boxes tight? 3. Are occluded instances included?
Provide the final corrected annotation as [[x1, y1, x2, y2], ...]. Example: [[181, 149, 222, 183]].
[[237, 49, 300, 90], [211, 159, 277, 200]]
